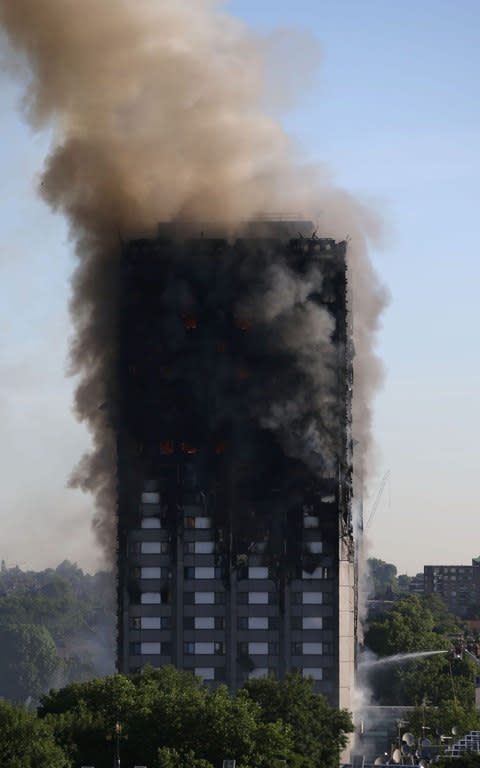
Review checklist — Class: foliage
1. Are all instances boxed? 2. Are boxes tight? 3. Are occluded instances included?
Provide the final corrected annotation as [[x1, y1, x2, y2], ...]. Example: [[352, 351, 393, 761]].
[[36, 667, 351, 768], [39, 667, 294, 768], [155, 746, 214, 768], [0, 623, 65, 704], [368, 558, 400, 598], [0, 561, 115, 702], [243, 673, 354, 768], [363, 594, 472, 707], [0, 701, 69, 768]]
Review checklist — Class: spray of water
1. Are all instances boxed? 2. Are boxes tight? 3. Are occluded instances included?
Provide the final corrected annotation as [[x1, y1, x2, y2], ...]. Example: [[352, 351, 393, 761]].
[[360, 649, 447, 669]]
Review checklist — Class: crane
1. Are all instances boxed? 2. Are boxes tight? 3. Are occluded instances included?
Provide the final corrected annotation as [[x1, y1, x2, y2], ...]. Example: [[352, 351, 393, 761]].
[[364, 470, 390, 532]]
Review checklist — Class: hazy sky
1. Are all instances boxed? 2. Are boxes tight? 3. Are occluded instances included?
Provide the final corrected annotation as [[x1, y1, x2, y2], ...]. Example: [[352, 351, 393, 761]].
[[0, 0, 479, 575]]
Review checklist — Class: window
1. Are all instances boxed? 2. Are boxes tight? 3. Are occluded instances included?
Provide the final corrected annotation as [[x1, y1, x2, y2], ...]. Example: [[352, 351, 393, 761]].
[[184, 616, 194, 630], [141, 642, 161, 655], [184, 542, 195, 554], [129, 642, 141, 655], [307, 541, 323, 554], [129, 617, 141, 630], [215, 668, 226, 681], [161, 616, 171, 629], [215, 591, 225, 605], [184, 592, 194, 605], [195, 642, 214, 655], [304, 516, 319, 528], [141, 617, 160, 630], [291, 617, 302, 630], [195, 667, 214, 680], [249, 617, 268, 630], [248, 566, 269, 579], [184, 642, 195, 655], [249, 668, 268, 679], [303, 667, 323, 680], [302, 617, 323, 630], [195, 592, 215, 604], [195, 541, 215, 554], [249, 642, 268, 655], [185, 567, 195, 579], [302, 568, 324, 579], [141, 592, 161, 604], [142, 492, 160, 504], [303, 642, 323, 655], [141, 541, 167, 554], [302, 592, 323, 605], [184, 517, 195, 529], [238, 616, 248, 630], [214, 641, 224, 655], [248, 592, 269, 605], [195, 517, 212, 529], [141, 567, 163, 579], [291, 642, 303, 656], [237, 592, 248, 605], [215, 616, 225, 630], [142, 518, 161, 529], [195, 617, 214, 630], [195, 567, 215, 579], [238, 642, 248, 655]]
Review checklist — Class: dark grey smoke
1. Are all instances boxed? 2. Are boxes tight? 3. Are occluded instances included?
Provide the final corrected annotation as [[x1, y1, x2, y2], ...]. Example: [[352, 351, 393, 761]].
[[0, 0, 386, 560]]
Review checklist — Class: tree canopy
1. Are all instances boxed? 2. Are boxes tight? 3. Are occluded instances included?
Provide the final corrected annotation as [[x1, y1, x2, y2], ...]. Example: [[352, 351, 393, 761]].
[[36, 667, 353, 768], [0, 701, 69, 768], [363, 594, 476, 712]]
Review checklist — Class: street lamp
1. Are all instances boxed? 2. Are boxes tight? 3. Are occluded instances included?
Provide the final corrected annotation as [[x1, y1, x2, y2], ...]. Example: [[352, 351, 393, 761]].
[[114, 721, 121, 768]]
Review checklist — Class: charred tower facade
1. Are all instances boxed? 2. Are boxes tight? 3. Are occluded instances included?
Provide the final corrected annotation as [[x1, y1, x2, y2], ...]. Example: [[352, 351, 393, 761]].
[[116, 221, 355, 709]]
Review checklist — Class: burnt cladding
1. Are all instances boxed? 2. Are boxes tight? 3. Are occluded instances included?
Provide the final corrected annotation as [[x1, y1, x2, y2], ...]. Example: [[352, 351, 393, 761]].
[[115, 223, 353, 699]]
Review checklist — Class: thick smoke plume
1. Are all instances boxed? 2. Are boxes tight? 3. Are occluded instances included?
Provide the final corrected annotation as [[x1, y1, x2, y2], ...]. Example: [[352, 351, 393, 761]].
[[0, 0, 386, 559]]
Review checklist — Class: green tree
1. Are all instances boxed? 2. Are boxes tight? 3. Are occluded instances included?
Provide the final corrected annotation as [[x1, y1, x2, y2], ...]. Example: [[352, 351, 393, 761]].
[[368, 558, 399, 598], [39, 667, 295, 768], [0, 701, 69, 768], [0, 624, 64, 704], [363, 594, 472, 708], [243, 673, 354, 768]]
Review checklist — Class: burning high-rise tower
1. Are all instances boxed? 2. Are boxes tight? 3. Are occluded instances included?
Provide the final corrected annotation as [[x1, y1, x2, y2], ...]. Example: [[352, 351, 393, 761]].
[[0, 0, 387, 719], [115, 220, 355, 710]]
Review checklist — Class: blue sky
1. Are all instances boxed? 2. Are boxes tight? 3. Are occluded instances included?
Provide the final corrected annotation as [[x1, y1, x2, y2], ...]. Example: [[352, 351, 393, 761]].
[[0, 0, 479, 573]]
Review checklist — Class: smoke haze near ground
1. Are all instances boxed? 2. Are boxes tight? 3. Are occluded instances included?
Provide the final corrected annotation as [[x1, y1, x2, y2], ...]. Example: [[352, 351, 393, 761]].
[[0, 0, 386, 559]]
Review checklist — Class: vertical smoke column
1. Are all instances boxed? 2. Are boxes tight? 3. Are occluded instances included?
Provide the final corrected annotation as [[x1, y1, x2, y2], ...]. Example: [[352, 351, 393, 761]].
[[0, 0, 385, 556]]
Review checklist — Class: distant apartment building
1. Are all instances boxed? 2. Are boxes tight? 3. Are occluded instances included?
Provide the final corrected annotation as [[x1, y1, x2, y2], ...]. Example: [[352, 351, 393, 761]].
[[408, 572, 424, 595], [424, 558, 480, 617]]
